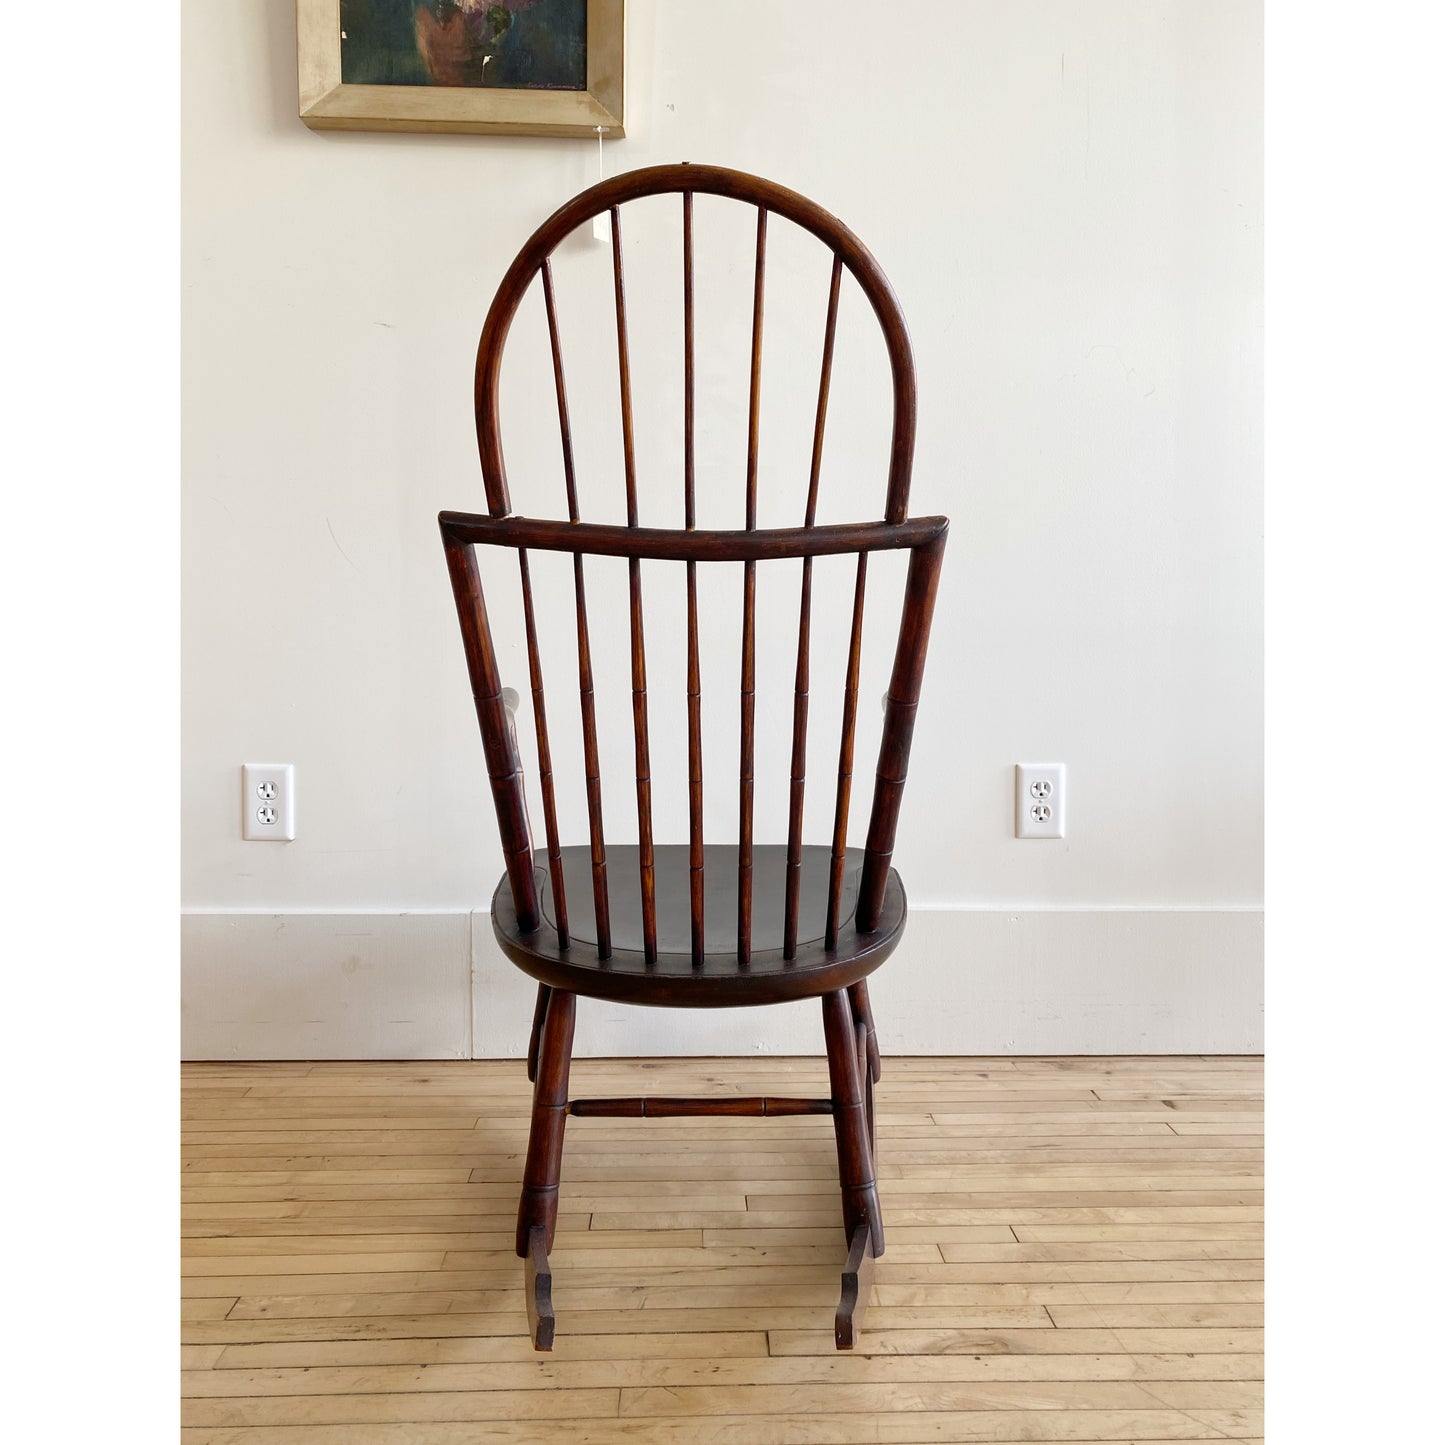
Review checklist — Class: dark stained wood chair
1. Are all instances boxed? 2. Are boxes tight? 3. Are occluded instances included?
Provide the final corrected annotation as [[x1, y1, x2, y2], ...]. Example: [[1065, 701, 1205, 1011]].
[[440, 164, 948, 1351]]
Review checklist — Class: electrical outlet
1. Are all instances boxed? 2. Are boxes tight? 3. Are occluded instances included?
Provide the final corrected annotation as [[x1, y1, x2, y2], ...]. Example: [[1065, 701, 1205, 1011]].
[[1015, 763, 1065, 839], [243, 763, 296, 841]]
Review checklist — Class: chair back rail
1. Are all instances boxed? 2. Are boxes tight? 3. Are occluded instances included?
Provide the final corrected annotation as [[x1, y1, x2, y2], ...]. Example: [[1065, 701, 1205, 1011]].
[[444, 165, 947, 965]]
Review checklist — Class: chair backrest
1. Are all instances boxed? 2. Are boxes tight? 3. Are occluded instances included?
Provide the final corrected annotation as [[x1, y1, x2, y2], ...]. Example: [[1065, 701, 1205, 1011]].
[[441, 163, 947, 967]]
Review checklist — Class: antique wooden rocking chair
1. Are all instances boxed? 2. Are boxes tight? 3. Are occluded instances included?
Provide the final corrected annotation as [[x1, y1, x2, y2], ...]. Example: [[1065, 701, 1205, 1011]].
[[440, 164, 948, 1350]]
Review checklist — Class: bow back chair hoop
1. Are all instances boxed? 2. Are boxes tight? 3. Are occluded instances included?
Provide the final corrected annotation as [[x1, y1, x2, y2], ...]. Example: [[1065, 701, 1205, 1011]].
[[440, 163, 948, 1351]]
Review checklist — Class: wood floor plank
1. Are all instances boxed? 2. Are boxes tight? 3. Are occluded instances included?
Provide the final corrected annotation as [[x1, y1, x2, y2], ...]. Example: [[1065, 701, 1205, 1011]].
[[192, 1268, 1263, 1305], [186, 1352, 1262, 1392], [615, 1379, 1263, 1415], [182, 1388, 621, 1425], [214, 1332, 771, 1368], [219, 1300, 1067, 1331], [707, 1231, 1262, 1258], [739, 1200, 1263, 1222], [767, 1326, 1264, 1356], [184, 1231, 705, 1255], [181, 1416, 1259, 1444], [1012, 1223, 1261, 1241], [183, 1297, 240, 1321], [183, 1253, 450, 1277]]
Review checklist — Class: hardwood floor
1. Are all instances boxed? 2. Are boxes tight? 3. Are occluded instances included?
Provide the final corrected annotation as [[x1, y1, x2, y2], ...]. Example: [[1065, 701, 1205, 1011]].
[[181, 1055, 1263, 1443]]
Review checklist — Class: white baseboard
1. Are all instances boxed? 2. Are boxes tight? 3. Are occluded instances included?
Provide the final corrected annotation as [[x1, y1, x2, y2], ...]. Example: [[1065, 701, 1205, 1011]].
[[180, 912, 473, 1060], [182, 906, 1261, 1060]]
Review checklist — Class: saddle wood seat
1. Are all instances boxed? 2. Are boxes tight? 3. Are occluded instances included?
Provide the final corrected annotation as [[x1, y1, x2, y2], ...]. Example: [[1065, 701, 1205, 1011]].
[[494, 844, 907, 1006]]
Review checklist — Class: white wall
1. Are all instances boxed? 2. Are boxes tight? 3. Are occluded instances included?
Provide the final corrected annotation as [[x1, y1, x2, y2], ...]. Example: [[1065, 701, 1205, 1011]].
[[182, 0, 1262, 1057]]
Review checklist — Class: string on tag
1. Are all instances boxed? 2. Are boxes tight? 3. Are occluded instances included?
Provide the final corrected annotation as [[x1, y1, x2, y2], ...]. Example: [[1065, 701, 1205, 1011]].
[[592, 126, 609, 242]]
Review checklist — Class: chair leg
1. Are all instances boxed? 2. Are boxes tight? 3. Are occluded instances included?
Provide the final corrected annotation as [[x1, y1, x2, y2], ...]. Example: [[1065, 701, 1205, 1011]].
[[848, 981, 880, 1158], [516, 988, 576, 1351], [822, 988, 883, 1349], [854, 1017, 876, 1161], [848, 979, 882, 1084], [525, 983, 552, 1084]]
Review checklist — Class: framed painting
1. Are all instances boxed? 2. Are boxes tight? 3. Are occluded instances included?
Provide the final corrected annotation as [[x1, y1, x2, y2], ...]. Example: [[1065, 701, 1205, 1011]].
[[298, 1, 624, 137]]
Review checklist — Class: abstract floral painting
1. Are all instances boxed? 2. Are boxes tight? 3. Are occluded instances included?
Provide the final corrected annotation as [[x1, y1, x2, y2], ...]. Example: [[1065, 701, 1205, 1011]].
[[340, 0, 588, 91]]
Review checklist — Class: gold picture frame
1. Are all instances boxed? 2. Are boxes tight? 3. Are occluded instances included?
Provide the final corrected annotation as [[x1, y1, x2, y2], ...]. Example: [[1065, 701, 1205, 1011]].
[[298, 1, 624, 138]]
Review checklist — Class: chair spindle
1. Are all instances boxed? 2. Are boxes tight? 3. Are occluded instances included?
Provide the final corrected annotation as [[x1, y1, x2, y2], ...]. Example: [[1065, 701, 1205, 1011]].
[[826, 554, 869, 950], [745, 206, 767, 531], [739, 562, 756, 967], [683, 193, 705, 964], [630, 559, 657, 967], [610, 205, 658, 964], [540, 258, 580, 523], [737, 206, 767, 965], [542, 250, 608, 954], [518, 550, 567, 947], [573, 556, 610, 958], [784, 257, 844, 960]]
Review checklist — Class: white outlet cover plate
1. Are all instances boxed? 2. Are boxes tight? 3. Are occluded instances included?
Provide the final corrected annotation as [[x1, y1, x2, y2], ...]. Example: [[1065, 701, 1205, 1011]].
[[1015, 763, 1065, 839], [243, 763, 296, 841]]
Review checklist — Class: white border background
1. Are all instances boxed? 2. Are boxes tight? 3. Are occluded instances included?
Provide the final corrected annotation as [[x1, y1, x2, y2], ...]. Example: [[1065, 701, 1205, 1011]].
[[9, 1, 1445, 1435]]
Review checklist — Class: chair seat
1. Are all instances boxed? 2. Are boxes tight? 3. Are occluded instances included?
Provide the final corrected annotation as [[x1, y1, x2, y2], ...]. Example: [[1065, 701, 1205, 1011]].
[[491, 844, 907, 1008]]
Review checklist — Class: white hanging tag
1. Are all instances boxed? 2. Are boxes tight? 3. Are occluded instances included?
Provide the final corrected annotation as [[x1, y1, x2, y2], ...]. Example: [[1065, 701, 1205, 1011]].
[[592, 127, 609, 242]]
